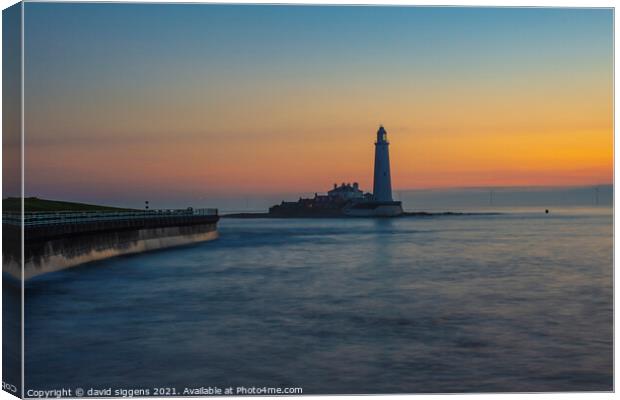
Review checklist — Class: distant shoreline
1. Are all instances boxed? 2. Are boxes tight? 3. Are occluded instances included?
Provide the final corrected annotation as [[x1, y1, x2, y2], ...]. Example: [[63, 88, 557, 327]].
[[222, 211, 503, 219]]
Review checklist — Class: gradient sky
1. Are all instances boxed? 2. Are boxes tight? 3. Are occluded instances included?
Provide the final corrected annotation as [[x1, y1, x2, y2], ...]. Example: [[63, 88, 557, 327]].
[[22, 4, 613, 207]]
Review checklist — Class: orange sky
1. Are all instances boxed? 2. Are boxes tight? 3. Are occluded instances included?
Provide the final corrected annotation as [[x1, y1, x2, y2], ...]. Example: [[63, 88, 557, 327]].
[[25, 73, 612, 196], [22, 5, 613, 203]]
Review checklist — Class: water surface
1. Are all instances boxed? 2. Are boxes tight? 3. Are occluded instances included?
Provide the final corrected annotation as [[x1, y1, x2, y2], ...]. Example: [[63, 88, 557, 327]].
[[25, 207, 613, 393]]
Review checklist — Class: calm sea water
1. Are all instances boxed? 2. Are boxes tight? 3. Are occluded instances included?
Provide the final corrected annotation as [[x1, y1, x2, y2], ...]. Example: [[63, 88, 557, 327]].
[[24, 207, 613, 393]]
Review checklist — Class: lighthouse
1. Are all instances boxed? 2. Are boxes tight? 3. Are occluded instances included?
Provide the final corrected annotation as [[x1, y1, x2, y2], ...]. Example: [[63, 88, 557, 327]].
[[373, 125, 393, 202], [342, 125, 403, 217]]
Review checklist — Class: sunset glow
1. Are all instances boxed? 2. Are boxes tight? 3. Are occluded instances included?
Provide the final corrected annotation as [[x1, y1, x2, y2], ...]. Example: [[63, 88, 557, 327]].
[[21, 4, 613, 206]]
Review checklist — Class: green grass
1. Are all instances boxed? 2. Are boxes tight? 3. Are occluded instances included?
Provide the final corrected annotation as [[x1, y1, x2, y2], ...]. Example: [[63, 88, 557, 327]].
[[3, 197, 136, 212]]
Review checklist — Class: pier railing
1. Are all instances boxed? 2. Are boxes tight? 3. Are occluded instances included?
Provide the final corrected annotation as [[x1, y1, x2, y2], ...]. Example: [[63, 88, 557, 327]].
[[3, 208, 218, 227]]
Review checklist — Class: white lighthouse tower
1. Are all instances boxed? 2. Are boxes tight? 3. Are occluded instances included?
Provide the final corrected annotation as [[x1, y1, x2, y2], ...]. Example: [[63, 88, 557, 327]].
[[373, 125, 393, 202], [343, 125, 403, 217]]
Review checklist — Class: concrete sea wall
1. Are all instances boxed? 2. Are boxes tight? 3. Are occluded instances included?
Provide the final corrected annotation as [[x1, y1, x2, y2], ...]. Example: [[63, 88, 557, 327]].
[[4, 222, 218, 280]]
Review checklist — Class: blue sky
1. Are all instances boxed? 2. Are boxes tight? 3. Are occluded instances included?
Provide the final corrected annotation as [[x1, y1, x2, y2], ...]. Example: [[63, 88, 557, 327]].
[[18, 4, 613, 208]]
